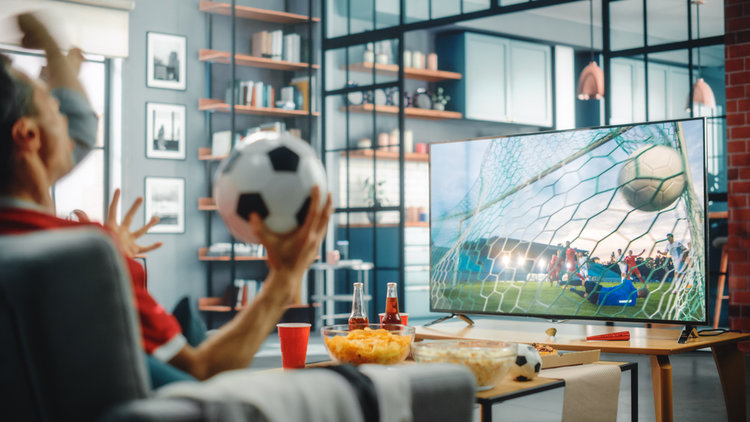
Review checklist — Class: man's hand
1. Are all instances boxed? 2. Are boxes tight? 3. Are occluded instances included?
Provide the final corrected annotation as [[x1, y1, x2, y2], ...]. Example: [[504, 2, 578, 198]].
[[76, 189, 163, 258], [250, 186, 332, 278]]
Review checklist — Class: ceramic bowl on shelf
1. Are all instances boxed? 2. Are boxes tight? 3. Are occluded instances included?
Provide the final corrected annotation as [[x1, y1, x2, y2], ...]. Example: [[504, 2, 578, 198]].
[[412, 340, 517, 390], [321, 324, 415, 365]]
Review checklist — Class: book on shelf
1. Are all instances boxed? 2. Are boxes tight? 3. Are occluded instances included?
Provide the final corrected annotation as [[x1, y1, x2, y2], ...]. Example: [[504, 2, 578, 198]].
[[224, 79, 312, 111], [251, 30, 300, 62], [290, 75, 316, 112]]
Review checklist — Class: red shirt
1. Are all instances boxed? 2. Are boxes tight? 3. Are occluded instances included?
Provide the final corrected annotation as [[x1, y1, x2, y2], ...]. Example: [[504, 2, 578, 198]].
[[0, 206, 185, 361], [624, 255, 638, 269], [566, 248, 576, 265]]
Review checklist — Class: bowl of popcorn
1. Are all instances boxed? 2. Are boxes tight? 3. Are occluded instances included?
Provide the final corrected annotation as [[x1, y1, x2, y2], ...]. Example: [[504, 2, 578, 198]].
[[321, 324, 415, 365], [412, 340, 517, 390]]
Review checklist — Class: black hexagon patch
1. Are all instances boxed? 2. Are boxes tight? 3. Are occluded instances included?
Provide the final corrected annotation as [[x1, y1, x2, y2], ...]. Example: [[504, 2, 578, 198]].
[[516, 355, 527, 366], [534, 362, 541, 373], [295, 196, 311, 226], [268, 146, 299, 172], [236, 193, 269, 221]]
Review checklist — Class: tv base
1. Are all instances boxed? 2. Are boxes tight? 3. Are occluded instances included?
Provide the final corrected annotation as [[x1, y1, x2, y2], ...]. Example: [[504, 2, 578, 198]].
[[423, 313, 475, 327], [677, 324, 698, 344]]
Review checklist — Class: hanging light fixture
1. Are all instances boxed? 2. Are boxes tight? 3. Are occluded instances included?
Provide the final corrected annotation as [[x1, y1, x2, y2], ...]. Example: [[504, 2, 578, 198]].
[[577, 0, 604, 100], [687, 0, 716, 111]]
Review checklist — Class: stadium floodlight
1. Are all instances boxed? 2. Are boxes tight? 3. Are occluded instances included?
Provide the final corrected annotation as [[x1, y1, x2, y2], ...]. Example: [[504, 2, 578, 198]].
[[517, 256, 525, 266], [502, 255, 510, 266], [538, 260, 546, 269]]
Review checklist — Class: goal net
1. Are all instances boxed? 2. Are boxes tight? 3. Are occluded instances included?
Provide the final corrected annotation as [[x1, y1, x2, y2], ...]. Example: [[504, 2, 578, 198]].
[[430, 121, 706, 322]]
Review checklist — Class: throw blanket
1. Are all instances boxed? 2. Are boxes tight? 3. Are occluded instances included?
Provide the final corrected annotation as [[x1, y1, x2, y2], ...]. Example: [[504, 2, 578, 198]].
[[540, 363, 622, 422]]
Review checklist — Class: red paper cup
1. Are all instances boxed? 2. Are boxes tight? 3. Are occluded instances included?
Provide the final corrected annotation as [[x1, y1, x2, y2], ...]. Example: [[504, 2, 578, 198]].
[[277, 323, 311, 369], [378, 313, 409, 325]]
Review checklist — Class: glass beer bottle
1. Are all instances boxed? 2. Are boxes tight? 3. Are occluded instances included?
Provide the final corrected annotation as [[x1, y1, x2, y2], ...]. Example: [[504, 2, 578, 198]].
[[348, 282, 369, 330], [382, 282, 402, 331]]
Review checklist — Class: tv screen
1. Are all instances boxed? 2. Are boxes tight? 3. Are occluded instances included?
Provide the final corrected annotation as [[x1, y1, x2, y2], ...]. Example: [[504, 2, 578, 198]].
[[429, 119, 707, 324]]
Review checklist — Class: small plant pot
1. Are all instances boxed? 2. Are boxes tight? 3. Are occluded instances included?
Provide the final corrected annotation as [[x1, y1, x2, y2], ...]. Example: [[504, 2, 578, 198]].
[[433, 103, 445, 111]]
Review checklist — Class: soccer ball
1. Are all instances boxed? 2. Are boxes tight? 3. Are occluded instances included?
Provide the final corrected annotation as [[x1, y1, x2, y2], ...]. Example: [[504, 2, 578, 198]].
[[618, 145, 686, 212], [510, 344, 542, 381], [214, 131, 327, 244]]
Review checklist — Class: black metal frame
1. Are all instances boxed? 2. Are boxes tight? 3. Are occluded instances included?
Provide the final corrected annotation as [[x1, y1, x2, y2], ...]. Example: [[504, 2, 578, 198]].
[[476, 361, 639, 422]]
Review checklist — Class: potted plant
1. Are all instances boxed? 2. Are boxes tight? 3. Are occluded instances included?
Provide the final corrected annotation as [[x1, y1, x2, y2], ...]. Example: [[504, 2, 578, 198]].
[[432, 87, 451, 111]]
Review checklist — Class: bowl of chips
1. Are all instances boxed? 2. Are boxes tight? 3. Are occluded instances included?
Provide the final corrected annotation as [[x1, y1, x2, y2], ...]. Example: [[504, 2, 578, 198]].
[[412, 340, 516, 390], [321, 324, 415, 365]]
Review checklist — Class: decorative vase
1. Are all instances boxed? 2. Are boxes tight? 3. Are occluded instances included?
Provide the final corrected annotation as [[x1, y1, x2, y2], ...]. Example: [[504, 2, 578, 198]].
[[433, 103, 445, 111]]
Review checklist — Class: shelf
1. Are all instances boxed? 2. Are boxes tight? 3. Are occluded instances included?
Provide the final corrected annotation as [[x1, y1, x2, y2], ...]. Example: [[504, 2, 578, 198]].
[[346, 62, 462, 82], [342, 104, 461, 120], [200, 98, 319, 117], [344, 149, 429, 162], [199, 247, 267, 262], [199, 297, 320, 312], [198, 147, 227, 161], [199, 1, 319, 23], [343, 222, 429, 228], [199, 49, 318, 71], [199, 197, 218, 211]]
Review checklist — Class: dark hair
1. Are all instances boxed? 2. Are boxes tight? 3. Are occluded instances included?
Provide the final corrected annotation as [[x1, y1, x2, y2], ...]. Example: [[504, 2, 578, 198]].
[[0, 55, 36, 193]]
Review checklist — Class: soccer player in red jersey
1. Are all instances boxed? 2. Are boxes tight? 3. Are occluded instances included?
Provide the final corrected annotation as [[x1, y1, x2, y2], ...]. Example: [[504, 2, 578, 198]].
[[624, 249, 647, 285]]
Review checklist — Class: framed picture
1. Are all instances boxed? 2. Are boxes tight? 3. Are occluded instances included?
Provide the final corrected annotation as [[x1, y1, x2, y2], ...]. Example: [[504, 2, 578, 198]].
[[146, 32, 187, 90], [146, 102, 186, 160], [144, 177, 185, 234]]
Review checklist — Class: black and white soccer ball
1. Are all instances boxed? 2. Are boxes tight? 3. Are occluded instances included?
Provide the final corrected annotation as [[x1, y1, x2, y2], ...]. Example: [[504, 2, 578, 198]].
[[618, 144, 686, 212], [510, 344, 542, 381], [214, 131, 327, 244]]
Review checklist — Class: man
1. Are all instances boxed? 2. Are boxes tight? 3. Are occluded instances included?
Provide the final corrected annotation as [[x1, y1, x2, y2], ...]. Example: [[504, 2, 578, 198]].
[[616, 248, 627, 281], [0, 14, 332, 381], [569, 277, 648, 306], [545, 250, 558, 287], [656, 233, 688, 286], [624, 249, 646, 286]]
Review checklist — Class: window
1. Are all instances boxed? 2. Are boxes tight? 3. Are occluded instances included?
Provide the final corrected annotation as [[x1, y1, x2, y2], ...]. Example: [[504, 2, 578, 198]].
[[3, 48, 110, 221]]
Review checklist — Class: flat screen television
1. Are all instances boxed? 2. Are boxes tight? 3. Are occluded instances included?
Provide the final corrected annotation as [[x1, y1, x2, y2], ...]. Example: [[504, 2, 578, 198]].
[[429, 118, 707, 325]]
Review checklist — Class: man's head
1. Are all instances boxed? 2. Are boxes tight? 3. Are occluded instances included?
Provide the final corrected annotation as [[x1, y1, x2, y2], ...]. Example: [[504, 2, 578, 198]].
[[565, 241, 570, 247], [617, 248, 622, 254], [628, 250, 633, 256], [667, 233, 674, 244], [0, 56, 73, 195]]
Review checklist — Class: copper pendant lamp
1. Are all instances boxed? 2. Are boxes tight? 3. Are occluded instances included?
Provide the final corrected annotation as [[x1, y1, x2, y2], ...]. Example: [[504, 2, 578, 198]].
[[577, 0, 604, 100], [687, 0, 716, 111]]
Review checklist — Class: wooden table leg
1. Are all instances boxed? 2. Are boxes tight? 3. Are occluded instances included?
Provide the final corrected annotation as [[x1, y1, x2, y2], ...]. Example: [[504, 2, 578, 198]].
[[712, 342, 747, 422], [650, 355, 673, 422]]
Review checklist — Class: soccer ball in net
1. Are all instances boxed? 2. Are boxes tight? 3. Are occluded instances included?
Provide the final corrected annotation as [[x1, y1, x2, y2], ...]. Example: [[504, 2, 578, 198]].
[[510, 344, 542, 381], [617, 145, 686, 212], [214, 131, 328, 244]]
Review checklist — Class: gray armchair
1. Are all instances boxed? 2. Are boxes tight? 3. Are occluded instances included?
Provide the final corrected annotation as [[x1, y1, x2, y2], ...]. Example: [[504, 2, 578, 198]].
[[0, 228, 476, 422]]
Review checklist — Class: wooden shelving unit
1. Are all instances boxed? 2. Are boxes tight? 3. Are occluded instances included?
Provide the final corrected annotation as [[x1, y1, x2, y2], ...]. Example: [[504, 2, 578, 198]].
[[199, 49, 319, 71], [198, 147, 227, 161], [346, 62, 462, 82], [199, 247, 267, 262], [200, 98, 319, 117], [342, 104, 461, 120], [199, 0, 319, 23], [198, 197, 218, 211], [199, 297, 320, 313], [344, 149, 429, 162]]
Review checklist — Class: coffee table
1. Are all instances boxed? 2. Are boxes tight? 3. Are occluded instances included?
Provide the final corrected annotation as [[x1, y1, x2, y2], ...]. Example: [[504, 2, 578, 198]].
[[477, 361, 637, 422], [416, 320, 750, 422]]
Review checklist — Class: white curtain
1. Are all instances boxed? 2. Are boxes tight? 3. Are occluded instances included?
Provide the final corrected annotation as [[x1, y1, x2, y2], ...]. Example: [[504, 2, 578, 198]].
[[0, 0, 132, 58]]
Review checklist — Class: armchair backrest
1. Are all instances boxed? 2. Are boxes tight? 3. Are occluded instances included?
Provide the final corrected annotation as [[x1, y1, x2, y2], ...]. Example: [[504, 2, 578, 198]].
[[0, 228, 150, 421]]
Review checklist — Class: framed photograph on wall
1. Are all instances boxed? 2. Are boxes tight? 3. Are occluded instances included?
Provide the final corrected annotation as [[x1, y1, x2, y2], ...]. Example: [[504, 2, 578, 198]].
[[144, 177, 185, 234], [146, 32, 187, 90], [146, 102, 186, 160]]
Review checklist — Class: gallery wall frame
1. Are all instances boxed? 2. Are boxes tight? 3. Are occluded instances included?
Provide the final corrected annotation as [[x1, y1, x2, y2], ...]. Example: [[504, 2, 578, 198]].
[[145, 102, 187, 160], [144, 176, 186, 234], [146, 31, 187, 91]]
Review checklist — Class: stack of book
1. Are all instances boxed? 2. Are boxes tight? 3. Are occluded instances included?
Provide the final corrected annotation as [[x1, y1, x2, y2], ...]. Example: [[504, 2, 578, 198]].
[[252, 30, 302, 63], [226, 80, 275, 108]]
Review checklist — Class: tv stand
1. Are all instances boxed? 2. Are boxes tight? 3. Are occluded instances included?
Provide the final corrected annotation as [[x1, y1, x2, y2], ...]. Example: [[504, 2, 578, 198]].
[[423, 313, 475, 327], [677, 324, 698, 344]]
